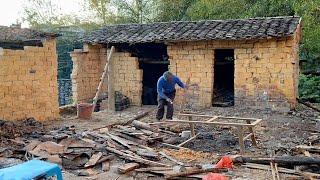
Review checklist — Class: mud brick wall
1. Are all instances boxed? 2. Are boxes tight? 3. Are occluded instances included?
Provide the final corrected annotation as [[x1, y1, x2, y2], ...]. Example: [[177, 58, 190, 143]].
[[71, 45, 142, 106], [0, 39, 60, 121], [168, 42, 214, 108], [111, 50, 142, 106], [168, 31, 300, 110], [71, 44, 106, 103]]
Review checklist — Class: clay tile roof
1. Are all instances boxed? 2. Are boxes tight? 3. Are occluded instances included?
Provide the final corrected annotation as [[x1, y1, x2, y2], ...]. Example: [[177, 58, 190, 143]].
[[0, 26, 59, 43], [83, 16, 301, 44]]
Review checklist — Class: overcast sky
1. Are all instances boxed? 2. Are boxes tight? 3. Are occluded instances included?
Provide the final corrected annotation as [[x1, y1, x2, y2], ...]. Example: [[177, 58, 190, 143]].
[[0, 0, 83, 27]]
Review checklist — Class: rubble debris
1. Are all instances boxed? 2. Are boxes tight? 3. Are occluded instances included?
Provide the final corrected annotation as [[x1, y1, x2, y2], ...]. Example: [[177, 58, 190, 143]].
[[118, 162, 140, 173]]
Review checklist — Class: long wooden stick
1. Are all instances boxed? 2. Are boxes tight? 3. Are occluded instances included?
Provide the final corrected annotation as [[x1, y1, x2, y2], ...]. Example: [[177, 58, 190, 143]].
[[106, 146, 169, 167], [92, 46, 115, 111]]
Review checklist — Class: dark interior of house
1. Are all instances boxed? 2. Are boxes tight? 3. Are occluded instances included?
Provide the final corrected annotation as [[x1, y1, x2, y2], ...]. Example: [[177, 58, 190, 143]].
[[118, 43, 169, 105], [213, 49, 235, 106]]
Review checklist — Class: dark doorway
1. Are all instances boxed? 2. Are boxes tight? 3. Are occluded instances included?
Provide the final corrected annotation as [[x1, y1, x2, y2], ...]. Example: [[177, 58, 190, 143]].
[[136, 43, 169, 105], [213, 49, 235, 106]]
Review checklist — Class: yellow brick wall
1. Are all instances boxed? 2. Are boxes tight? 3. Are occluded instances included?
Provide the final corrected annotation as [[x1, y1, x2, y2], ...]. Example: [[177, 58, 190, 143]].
[[0, 39, 60, 121], [168, 34, 300, 109], [71, 44, 104, 103], [71, 46, 142, 106]]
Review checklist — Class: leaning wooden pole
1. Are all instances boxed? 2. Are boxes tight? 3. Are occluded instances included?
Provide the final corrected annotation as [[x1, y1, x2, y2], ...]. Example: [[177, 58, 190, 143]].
[[92, 46, 115, 112]]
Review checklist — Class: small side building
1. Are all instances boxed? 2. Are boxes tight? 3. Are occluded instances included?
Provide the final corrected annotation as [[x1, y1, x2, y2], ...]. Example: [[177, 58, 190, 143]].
[[71, 16, 301, 111], [0, 26, 60, 121]]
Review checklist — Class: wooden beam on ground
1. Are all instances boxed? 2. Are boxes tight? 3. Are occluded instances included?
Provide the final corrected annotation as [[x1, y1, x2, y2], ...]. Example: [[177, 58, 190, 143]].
[[234, 156, 320, 166], [163, 120, 255, 127], [165, 167, 228, 179], [92, 46, 115, 112], [179, 113, 261, 122], [106, 146, 169, 167]]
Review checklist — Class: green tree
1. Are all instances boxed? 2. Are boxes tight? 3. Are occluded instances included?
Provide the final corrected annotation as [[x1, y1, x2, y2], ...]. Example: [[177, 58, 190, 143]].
[[112, 0, 156, 23], [23, 0, 83, 29], [86, 0, 112, 25]]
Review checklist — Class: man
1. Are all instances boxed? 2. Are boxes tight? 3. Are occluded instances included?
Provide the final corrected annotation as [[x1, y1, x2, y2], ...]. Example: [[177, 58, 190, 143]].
[[156, 71, 187, 120]]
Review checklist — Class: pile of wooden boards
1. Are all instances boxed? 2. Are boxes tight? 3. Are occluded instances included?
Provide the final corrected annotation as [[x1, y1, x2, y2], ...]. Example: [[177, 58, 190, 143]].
[[0, 120, 228, 178]]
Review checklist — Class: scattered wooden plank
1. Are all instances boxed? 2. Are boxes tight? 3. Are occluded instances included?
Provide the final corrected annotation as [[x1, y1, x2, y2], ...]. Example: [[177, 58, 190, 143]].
[[107, 133, 132, 148], [163, 120, 255, 127], [242, 163, 297, 174], [106, 146, 169, 167], [132, 120, 157, 131], [118, 163, 140, 173], [159, 151, 184, 166], [178, 113, 261, 121], [234, 156, 320, 166], [135, 167, 173, 172], [165, 167, 228, 179], [84, 152, 103, 167]]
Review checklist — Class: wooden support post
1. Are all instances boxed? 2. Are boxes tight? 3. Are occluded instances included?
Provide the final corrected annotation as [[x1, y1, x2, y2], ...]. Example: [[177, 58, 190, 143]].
[[238, 126, 245, 155], [92, 46, 115, 113], [188, 116, 195, 137], [107, 47, 115, 112], [246, 120, 257, 146]]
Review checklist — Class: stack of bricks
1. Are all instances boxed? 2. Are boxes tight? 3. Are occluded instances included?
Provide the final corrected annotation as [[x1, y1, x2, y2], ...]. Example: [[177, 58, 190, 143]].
[[71, 45, 142, 106], [168, 29, 300, 110], [0, 39, 60, 121]]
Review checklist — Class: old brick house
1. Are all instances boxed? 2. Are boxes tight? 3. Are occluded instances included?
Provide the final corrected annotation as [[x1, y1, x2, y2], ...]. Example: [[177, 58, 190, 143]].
[[0, 26, 60, 121], [71, 16, 301, 110]]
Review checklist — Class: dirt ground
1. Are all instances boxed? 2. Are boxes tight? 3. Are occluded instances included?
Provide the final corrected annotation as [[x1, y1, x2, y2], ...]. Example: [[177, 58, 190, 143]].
[[49, 103, 319, 179], [1, 104, 319, 179]]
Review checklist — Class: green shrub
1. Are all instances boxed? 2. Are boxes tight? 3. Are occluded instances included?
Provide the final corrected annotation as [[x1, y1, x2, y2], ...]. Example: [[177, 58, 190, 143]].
[[299, 74, 320, 102]]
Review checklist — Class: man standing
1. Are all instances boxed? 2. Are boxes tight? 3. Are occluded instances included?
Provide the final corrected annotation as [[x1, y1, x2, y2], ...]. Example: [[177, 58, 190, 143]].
[[156, 71, 187, 120]]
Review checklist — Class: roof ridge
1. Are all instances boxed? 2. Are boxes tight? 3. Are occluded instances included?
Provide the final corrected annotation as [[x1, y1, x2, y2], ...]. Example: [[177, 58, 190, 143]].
[[98, 16, 300, 27]]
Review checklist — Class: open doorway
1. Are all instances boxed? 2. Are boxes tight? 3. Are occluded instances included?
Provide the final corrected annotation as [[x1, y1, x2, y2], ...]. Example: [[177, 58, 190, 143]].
[[136, 43, 169, 105], [213, 49, 235, 106]]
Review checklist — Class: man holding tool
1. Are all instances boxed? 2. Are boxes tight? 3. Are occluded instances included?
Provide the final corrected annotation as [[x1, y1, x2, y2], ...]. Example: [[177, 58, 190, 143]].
[[156, 71, 187, 120]]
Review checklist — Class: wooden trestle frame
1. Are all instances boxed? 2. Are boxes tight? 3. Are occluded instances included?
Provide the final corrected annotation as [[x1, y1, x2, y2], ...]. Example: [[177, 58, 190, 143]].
[[151, 113, 262, 154]]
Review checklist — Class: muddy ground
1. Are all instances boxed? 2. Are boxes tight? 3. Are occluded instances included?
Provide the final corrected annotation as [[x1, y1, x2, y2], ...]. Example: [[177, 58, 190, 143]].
[[1, 104, 319, 179]]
